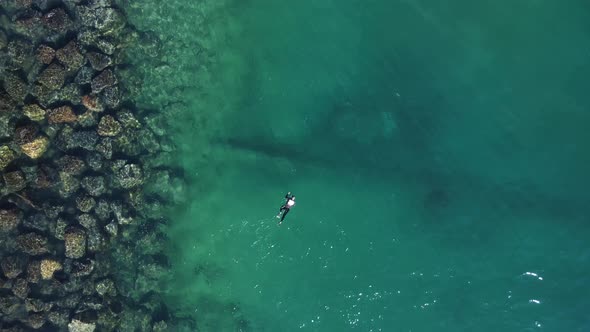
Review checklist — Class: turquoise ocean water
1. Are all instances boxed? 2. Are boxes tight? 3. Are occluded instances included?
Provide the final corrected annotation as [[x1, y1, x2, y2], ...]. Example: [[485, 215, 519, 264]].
[[123, 0, 590, 330]]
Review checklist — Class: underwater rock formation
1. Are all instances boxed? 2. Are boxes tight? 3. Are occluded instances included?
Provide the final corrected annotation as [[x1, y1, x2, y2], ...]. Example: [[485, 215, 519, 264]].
[[0, 0, 186, 330]]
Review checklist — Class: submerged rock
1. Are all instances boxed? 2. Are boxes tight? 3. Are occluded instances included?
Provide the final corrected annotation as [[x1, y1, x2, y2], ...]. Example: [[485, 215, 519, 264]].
[[78, 6, 125, 35], [64, 227, 86, 259], [112, 161, 143, 189], [0, 145, 16, 170], [70, 259, 94, 277], [100, 85, 121, 109], [81, 176, 106, 196], [12, 277, 29, 299], [58, 172, 80, 198], [56, 155, 86, 175], [82, 94, 104, 112], [23, 104, 46, 121], [3, 72, 28, 102], [53, 218, 68, 240], [76, 66, 95, 85], [71, 130, 99, 150], [36, 44, 55, 64], [87, 228, 105, 252], [95, 278, 116, 296], [78, 214, 97, 229], [7, 39, 33, 69], [0, 208, 22, 232], [48, 310, 70, 328], [1, 256, 26, 278], [22, 213, 50, 232], [40, 258, 62, 279], [118, 110, 141, 129], [0, 30, 6, 50], [16, 232, 49, 255], [21, 136, 50, 159], [14, 124, 39, 145], [42, 8, 73, 32], [86, 152, 103, 171], [25, 298, 53, 313], [68, 319, 96, 332], [47, 105, 77, 124], [104, 221, 117, 237], [56, 40, 85, 72], [96, 137, 113, 159], [91, 69, 116, 94], [31, 83, 54, 107], [3, 170, 27, 192], [25, 312, 46, 329], [26, 260, 42, 283], [94, 199, 111, 221], [37, 63, 65, 90], [76, 195, 96, 213], [77, 110, 98, 127], [98, 115, 121, 136], [0, 89, 17, 113], [49, 83, 82, 105], [87, 51, 112, 71]]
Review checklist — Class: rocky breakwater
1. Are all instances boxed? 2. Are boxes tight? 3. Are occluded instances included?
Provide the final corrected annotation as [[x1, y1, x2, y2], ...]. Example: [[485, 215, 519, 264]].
[[0, 1, 184, 331]]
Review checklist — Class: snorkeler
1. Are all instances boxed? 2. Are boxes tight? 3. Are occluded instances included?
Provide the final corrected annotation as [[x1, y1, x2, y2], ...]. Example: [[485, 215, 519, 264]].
[[276, 192, 296, 224]]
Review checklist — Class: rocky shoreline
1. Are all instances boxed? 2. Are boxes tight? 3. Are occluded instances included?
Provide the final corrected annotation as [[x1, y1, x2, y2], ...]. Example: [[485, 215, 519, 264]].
[[0, 0, 187, 330]]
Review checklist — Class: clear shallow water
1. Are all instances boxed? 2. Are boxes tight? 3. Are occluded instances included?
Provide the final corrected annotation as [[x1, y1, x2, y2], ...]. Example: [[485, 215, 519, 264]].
[[122, 0, 590, 330]]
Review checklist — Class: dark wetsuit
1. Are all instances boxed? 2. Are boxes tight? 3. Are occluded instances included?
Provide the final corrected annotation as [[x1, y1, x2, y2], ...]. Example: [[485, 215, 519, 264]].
[[278, 193, 295, 222]]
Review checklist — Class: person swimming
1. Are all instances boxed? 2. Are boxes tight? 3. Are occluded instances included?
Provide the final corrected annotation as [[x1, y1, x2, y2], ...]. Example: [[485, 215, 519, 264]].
[[276, 192, 296, 224]]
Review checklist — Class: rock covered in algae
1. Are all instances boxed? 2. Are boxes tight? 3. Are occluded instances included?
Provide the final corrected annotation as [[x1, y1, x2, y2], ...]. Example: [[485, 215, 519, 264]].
[[76, 195, 96, 213], [36, 44, 55, 64], [49, 83, 82, 105], [12, 277, 29, 299], [58, 172, 80, 198], [0, 145, 16, 169], [76, 66, 95, 85], [48, 105, 77, 124], [91, 69, 117, 93], [26, 260, 42, 283], [64, 227, 86, 259], [23, 104, 46, 121], [0, 208, 22, 232], [68, 319, 96, 332], [87, 51, 112, 71], [77, 5, 125, 35], [3, 170, 27, 192], [48, 310, 70, 328], [100, 85, 121, 108], [25, 312, 47, 329], [56, 155, 86, 175], [1, 256, 25, 278], [82, 94, 104, 112], [22, 213, 50, 232], [3, 72, 28, 102], [42, 8, 73, 32], [95, 278, 116, 296], [0, 30, 6, 49], [25, 298, 53, 313], [97, 114, 121, 136], [40, 259, 62, 280], [21, 136, 50, 159], [7, 39, 33, 69], [14, 124, 39, 145], [56, 40, 85, 72], [113, 162, 143, 189], [81, 176, 106, 196], [38, 63, 65, 90], [78, 213, 97, 229], [16, 232, 49, 255]]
